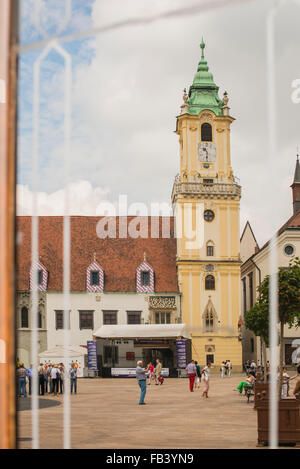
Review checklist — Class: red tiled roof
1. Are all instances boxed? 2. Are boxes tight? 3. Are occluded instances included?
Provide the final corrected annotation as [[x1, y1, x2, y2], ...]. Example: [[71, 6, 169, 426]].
[[254, 210, 300, 255], [16, 216, 178, 293]]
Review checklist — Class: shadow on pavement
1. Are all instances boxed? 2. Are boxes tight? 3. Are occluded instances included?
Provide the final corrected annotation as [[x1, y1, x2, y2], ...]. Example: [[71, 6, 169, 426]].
[[17, 397, 62, 412]]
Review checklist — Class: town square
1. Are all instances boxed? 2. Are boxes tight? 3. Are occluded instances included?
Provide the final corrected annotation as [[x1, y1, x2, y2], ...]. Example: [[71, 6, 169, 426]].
[[17, 375, 259, 450], [1, 0, 300, 451]]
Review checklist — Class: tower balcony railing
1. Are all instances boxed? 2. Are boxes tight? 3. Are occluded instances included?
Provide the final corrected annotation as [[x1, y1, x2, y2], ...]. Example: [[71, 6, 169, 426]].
[[172, 180, 241, 201]]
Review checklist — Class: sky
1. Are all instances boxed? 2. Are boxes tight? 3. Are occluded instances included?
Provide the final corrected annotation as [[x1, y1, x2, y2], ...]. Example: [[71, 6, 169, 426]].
[[17, 0, 300, 246]]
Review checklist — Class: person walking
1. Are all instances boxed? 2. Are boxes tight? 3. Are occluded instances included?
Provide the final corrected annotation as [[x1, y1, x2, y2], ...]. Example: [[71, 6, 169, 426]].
[[186, 360, 196, 392], [70, 363, 78, 394], [155, 359, 162, 385], [17, 363, 27, 398], [202, 362, 211, 398], [194, 361, 201, 389], [136, 360, 147, 405]]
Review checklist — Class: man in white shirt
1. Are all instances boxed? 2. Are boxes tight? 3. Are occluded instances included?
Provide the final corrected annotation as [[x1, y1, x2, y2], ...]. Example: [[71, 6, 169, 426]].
[[186, 360, 196, 392], [50, 365, 60, 396]]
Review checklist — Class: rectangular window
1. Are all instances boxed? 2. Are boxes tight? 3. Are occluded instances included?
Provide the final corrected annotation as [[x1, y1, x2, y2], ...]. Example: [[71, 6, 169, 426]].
[[79, 311, 94, 330], [155, 312, 171, 324], [206, 354, 215, 364], [242, 277, 247, 314], [103, 346, 118, 364], [55, 310, 70, 330], [103, 311, 117, 325], [141, 271, 150, 286], [207, 246, 214, 256], [127, 311, 141, 325], [248, 273, 254, 308], [250, 338, 254, 353], [38, 312, 42, 329], [21, 307, 29, 328], [203, 179, 213, 185], [90, 271, 100, 286]]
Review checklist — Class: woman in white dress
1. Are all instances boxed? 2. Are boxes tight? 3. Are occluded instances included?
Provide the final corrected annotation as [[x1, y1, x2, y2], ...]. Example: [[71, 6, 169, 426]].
[[202, 362, 211, 398]]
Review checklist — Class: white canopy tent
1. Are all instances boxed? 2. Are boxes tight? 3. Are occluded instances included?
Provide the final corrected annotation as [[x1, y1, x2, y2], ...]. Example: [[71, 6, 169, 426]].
[[39, 345, 87, 378], [93, 323, 190, 339]]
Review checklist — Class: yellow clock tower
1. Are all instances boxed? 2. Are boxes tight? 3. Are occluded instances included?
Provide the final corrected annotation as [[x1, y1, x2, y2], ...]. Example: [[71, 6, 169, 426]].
[[172, 40, 242, 372]]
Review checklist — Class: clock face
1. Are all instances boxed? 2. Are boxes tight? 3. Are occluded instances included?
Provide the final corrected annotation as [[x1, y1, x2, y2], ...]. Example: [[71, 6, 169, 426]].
[[198, 142, 216, 162]]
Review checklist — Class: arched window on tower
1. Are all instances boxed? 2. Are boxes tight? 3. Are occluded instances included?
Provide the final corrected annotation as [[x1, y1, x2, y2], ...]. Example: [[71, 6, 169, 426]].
[[201, 123, 212, 142], [202, 299, 217, 333], [205, 275, 215, 290], [205, 310, 214, 332]]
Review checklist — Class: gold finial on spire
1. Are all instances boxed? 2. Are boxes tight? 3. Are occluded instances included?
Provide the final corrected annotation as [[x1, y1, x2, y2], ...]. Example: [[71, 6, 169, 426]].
[[93, 252, 96, 262], [144, 252, 146, 262]]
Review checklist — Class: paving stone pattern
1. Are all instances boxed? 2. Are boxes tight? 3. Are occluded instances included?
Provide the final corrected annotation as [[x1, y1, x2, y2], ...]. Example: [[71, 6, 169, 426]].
[[17, 375, 259, 449]]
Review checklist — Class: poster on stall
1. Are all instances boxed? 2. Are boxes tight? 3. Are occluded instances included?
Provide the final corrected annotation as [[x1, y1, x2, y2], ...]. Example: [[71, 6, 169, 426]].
[[87, 340, 98, 370], [176, 339, 187, 370]]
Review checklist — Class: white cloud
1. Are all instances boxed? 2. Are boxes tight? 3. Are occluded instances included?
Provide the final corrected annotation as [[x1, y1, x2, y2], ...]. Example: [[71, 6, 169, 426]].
[[18, 0, 300, 248], [17, 181, 110, 216]]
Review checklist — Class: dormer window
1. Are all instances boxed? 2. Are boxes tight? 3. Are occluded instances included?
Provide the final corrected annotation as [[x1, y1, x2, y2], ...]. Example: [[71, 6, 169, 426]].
[[38, 270, 43, 285], [86, 257, 104, 292], [30, 261, 48, 291], [90, 271, 100, 286], [136, 254, 154, 293], [141, 271, 150, 286]]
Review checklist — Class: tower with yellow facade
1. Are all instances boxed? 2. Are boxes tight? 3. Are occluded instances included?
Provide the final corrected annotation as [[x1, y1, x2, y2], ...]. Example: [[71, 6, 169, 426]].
[[172, 40, 242, 372]]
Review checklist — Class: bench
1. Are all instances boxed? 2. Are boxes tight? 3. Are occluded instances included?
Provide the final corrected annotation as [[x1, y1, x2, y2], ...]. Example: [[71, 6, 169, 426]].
[[244, 383, 255, 403]]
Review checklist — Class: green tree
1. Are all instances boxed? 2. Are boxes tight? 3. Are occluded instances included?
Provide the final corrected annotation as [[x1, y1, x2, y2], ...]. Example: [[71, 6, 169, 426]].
[[245, 257, 300, 394]]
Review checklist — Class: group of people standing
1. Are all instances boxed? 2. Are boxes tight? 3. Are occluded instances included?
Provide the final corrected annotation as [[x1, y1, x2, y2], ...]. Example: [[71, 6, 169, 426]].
[[220, 360, 232, 378], [146, 359, 163, 385], [186, 360, 211, 397], [16, 361, 78, 398]]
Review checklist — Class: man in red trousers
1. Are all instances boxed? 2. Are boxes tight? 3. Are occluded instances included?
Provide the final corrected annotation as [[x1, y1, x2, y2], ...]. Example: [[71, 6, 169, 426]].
[[186, 360, 197, 392]]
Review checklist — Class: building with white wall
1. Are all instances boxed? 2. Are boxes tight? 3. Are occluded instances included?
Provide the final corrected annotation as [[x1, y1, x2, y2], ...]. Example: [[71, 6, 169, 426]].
[[16, 216, 182, 370], [240, 157, 300, 366]]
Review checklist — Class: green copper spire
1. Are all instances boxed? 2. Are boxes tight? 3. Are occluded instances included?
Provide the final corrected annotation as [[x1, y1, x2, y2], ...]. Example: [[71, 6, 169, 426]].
[[187, 40, 224, 116]]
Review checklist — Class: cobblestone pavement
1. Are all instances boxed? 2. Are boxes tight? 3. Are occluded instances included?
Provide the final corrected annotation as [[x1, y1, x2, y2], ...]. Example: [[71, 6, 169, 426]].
[[17, 375, 259, 449]]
